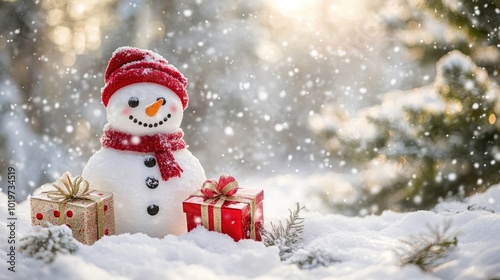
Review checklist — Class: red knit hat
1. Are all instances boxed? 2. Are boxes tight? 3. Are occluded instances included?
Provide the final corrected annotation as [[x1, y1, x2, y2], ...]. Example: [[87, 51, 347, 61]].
[[101, 47, 188, 109]]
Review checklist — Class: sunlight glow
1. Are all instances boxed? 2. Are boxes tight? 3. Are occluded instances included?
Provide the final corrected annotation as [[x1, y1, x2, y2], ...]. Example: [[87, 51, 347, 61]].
[[268, 0, 318, 16], [42, 0, 112, 65], [268, 0, 369, 22]]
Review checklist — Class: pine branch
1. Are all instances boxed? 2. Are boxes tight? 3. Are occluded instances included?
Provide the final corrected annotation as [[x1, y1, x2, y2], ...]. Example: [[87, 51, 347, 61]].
[[396, 220, 458, 271], [467, 204, 495, 213], [19, 224, 79, 264], [261, 203, 305, 261], [418, 0, 493, 44], [288, 247, 340, 270]]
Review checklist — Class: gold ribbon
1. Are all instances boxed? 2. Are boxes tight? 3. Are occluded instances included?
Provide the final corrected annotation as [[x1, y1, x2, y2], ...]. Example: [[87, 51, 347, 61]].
[[47, 172, 91, 201], [195, 175, 258, 240], [44, 172, 105, 239]]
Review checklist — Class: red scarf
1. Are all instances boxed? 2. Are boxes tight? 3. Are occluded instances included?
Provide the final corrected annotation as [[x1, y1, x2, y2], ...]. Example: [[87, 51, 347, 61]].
[[101, 127, 185, 181]]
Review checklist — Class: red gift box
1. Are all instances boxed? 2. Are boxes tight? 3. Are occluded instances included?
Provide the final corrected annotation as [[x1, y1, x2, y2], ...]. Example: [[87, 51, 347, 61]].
[[182, 176, 264, 241], [30, 172, 115, 245]]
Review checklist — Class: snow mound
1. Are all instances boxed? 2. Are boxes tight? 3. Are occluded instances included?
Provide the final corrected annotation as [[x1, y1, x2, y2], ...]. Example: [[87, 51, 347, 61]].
[[1, 177, 499, 279]]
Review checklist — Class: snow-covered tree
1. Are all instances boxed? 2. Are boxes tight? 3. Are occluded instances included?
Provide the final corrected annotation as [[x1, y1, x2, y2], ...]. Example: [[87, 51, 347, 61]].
[[310, 0, 500, 214], [384, 0, 499, 78], [311, 50, 500, 212]]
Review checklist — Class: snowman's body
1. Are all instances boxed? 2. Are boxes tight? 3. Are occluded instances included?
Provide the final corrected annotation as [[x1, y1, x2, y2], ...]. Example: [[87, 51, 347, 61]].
[[83, 78, 206, 238], [83, 143, 204, 237]]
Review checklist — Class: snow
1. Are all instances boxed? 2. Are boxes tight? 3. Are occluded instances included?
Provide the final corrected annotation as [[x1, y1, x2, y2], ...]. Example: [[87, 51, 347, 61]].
[[2, 177, 500, 279]]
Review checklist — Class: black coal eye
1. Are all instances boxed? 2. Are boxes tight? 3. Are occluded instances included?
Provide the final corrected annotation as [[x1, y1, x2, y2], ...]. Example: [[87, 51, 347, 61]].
[[157, 97, 166, 106], [128, 97, 139, 108]]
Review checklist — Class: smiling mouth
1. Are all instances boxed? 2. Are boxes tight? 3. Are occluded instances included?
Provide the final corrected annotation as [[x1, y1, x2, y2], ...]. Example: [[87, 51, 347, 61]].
[[128, 114, 172, 128]]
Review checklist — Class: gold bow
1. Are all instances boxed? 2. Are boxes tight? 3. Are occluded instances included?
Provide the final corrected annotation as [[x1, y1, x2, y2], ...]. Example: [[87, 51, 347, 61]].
[[44, 171, 105, 239], [46, 172, 91, 201]]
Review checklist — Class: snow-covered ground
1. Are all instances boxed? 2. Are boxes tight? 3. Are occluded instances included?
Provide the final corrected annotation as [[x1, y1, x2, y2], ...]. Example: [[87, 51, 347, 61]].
[[1, 174, 499, 280]]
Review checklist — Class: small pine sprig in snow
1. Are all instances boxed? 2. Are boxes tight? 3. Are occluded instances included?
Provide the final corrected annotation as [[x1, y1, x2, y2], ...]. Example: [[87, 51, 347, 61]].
[[261, 203, 305, 261], [288, 247, 340, 270], [467, 204, 495, 213], [19, 224, 80, 264], [396, 220, 458, 271]]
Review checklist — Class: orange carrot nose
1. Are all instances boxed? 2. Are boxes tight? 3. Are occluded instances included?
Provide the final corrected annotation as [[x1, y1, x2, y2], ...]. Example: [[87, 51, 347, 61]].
[[145, 99, 163, 117]]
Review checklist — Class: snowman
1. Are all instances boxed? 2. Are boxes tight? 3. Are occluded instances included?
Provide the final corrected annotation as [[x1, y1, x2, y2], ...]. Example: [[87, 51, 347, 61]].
[[82, 47, 206, 238]]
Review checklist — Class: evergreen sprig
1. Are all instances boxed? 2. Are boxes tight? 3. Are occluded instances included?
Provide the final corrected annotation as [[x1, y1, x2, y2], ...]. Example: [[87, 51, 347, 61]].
[[396, 220, 458, 271], [19, 224, 79, 264], [288, 247, 340, 270], [261, 203, 305, 261], [467, 204, 495, 213]]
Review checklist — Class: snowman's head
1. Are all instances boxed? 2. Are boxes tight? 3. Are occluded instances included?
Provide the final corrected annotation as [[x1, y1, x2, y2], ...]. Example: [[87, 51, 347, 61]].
[[106, 83, 184, 135], [101, 47, 189, 135]]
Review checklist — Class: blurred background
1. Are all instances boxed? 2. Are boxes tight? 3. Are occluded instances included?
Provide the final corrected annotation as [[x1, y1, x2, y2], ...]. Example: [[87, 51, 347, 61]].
[[1, 0, 499, 215]]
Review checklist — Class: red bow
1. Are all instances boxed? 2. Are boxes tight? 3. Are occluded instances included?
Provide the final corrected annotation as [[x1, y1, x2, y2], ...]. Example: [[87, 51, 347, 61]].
[[201, 175, 239, 198]]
